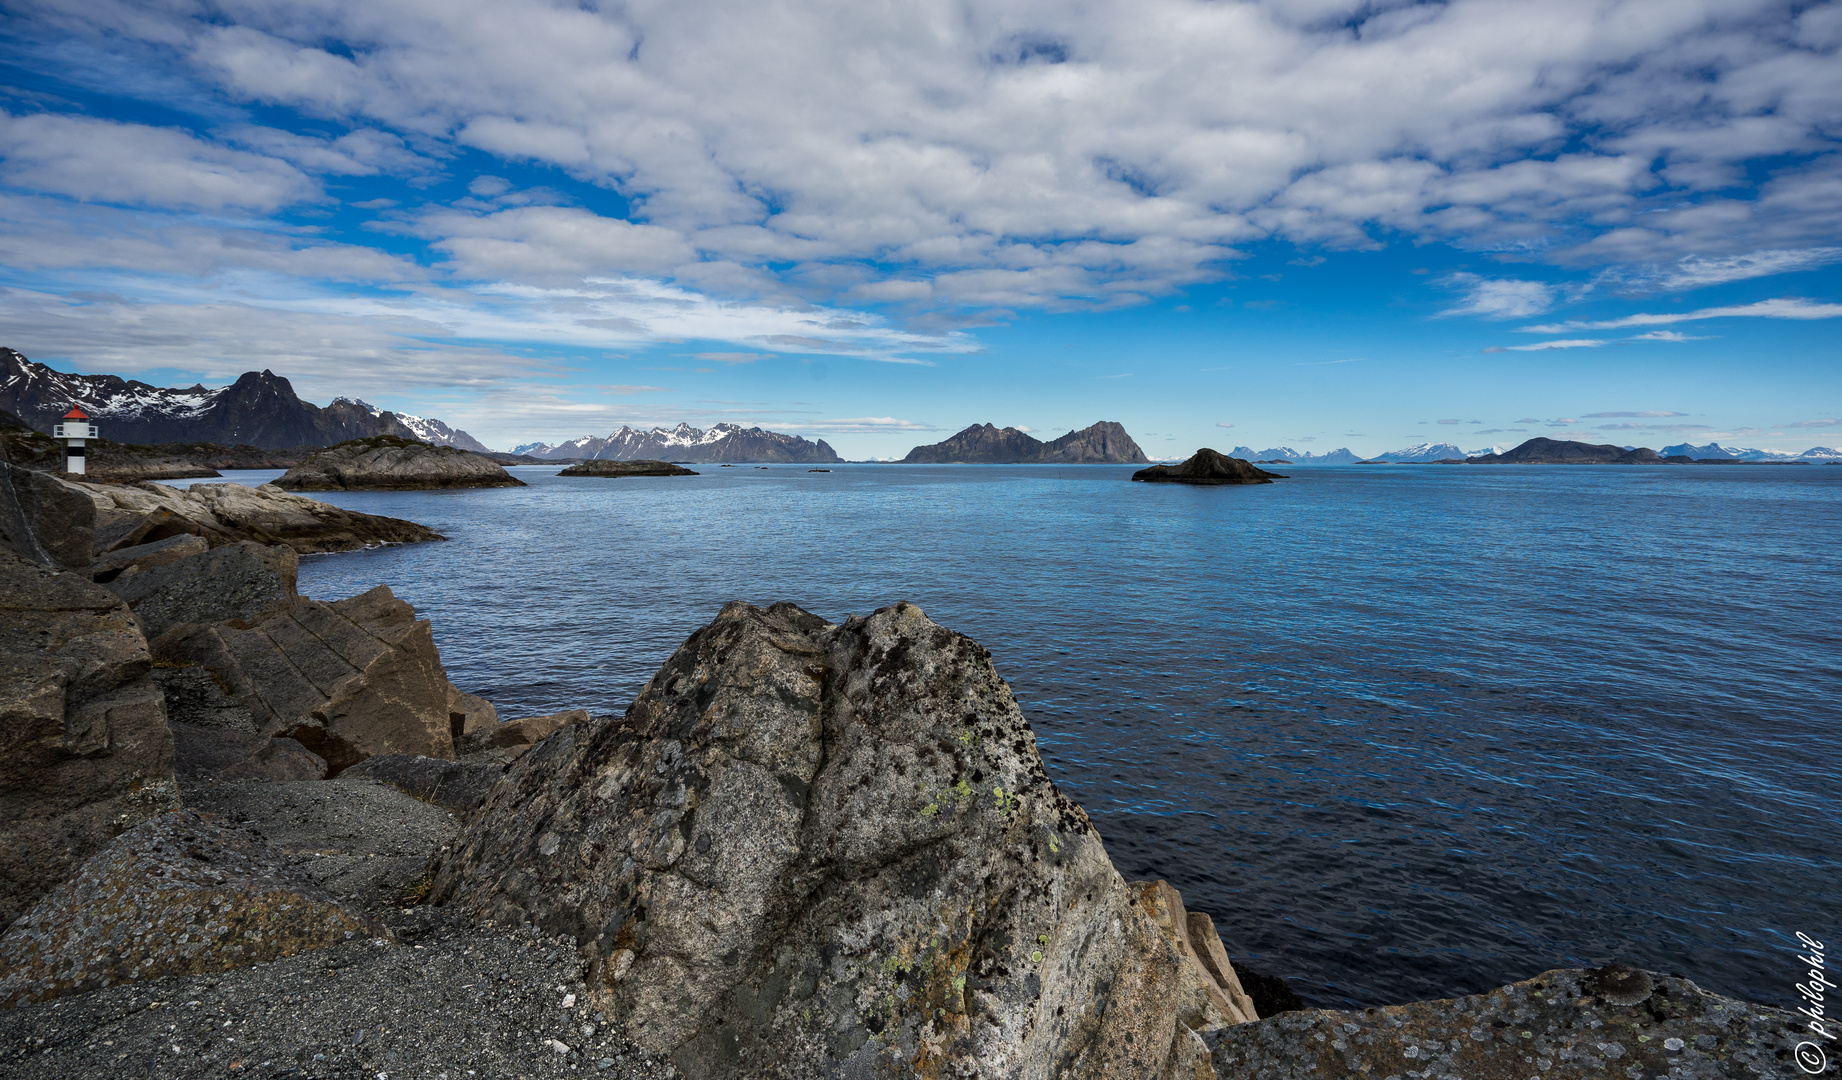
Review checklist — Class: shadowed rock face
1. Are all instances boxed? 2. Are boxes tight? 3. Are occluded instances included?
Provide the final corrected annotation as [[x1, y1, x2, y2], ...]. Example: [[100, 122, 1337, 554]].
[[103, 541, 299, 639], [0, 809, 378, 1009], [1205, 967, 1824, 1079], [430, 601, 1252, 1080], [276, 437, 524, 491], [0, 554, 178, 926], [1131, 449, 1286, 485], [0, 462, 94, 569]]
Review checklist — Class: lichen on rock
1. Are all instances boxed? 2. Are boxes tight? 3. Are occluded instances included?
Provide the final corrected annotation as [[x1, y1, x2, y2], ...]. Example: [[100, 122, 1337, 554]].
[[430, 600, 1254, 1079], [0, 808, 379, 1009]]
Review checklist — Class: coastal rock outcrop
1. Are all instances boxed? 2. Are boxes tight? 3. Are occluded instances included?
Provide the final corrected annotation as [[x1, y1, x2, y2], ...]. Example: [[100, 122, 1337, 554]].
[[275, 436, 525, 491], [558, 459, 699, 477], [0, 461, 94, 569], [152, 585, 461, 774], [71, 478, 444, 554], [1205, 966, 1822, 1079], [1132, 449, 1286, 485], [429, 600, 1254, 1079], [0, 554, 178, 926], [0, 809, 379, 1009]]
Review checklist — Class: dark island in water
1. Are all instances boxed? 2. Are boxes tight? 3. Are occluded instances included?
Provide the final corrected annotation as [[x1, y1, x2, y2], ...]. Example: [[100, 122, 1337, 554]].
[[903, 420, 1151, 463], [1133, 448, 1287, 484], [558, 459, 699, 477]]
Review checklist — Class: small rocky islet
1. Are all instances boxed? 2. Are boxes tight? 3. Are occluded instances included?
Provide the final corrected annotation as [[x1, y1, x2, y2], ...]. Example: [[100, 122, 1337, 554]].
[[274, 436, 525, 491], [1132, 448, 1287, 485], [0, 465, 1823, 1079], [557, 459, 699, 477]]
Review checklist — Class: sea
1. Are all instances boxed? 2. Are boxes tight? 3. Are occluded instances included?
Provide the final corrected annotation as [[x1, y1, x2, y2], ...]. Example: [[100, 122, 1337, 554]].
[[175, 462, 1842, 1011]]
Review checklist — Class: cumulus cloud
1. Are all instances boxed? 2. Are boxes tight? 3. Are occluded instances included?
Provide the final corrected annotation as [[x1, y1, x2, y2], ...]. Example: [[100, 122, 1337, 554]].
[[1214, 421, 1235, 428], [7, 0, 1841, 313], [0, 111, 318, 212], [1521, 298, 1842, 333]]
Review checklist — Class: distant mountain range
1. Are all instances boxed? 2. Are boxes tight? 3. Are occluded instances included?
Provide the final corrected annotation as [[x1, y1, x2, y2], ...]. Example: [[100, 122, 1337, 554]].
[[513, 423, 841, 463], [0, 348, 487, 452], [1661, 442, 1842, 462], [902, 422, 1150, 463], [1229, 446, 1364, 465]]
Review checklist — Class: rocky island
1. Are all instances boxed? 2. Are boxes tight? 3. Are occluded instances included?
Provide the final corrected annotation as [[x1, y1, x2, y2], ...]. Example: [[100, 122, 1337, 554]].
[[558, 459, 699, 477], [275, 436, 525, 491], [0, 463, 1821, 1079], [1465, 438, 1666, 464], [902, 421, 1151, 463], [1132, 448, 1286, 484]]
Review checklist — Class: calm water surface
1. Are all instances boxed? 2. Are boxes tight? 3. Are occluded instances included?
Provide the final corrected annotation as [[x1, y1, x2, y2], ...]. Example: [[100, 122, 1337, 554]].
[[197, 463, 1841, 1009]]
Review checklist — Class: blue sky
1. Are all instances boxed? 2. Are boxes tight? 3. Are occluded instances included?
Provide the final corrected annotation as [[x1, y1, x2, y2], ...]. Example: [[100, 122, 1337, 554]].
[[1, 0, 1838, 458]]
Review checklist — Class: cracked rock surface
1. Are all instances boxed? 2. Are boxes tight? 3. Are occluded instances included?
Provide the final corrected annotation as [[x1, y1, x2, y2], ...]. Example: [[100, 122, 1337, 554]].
[[1205, 966, 1835, 1079], [430, 600, 1254, 1080]]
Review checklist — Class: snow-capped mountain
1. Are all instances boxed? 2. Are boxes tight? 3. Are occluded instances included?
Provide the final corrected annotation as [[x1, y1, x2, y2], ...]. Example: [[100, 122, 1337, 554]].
[[332, 398, 490, 453], [1229, 445, 1363, 465], [1658, 441, 1833, 462], [516, 423, 841, 463], [1366, 442, 1508, 463], [1, 347, 488, 451]]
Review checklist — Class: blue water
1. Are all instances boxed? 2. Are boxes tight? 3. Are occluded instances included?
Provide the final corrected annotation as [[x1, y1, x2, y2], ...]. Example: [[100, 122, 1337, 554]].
[[189, 463, 1842, 1010]]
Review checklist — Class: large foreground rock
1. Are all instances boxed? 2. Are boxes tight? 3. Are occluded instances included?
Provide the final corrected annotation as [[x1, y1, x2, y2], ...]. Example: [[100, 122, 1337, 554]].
[[276, 436, 525, 491], [1132, 449, 1285, 485], [0, 554, 178, 926], [431, 601, 1254, 1079], [0, 809, 379, 1008], [68, 478, 444, 554], [0, 461, 93, 569], [152, 585, 460, 774], [1205, 965, 1829, 1079]]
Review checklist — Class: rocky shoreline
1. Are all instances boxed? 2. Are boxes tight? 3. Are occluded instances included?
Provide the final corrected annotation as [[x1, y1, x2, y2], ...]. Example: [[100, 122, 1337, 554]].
[[0, 473, 1824, 1079]]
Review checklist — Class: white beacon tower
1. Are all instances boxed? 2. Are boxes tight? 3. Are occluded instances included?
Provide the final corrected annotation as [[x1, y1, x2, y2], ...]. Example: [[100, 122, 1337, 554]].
[[53, 406, 95, 476]]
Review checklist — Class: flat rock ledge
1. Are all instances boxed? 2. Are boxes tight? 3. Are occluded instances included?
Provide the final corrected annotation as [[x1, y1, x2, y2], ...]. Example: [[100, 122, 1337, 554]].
[[1132, 448, 1285, 485], [276, 436, 525, 491], [559, 459, 699, 477], [1206, 965, 1830, 1079], [76, 478, 444, 555]]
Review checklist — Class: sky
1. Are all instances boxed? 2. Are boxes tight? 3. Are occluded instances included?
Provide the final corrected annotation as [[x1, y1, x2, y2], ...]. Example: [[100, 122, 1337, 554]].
[[0, 0, 1838, 459]]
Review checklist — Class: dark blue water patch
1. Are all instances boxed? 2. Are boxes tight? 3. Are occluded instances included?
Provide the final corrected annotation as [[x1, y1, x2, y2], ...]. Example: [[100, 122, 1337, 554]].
[[212, 462, 1842, 1010]]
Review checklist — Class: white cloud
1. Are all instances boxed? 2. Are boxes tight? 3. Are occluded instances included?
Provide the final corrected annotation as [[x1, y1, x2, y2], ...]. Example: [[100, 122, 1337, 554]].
[[1438, 274, 1555, 319], [1603, 247, 1842, 292], [799, 417, 939, 433], [1626, 330, 1710, 342], [11, 0, 1842, 309], [1522, 298, 1842, 333], [1583, 411, 1687, 418], [1501, 338, 1606, 351], [692, 353, 772, 364], [0, 111, 318, 212]]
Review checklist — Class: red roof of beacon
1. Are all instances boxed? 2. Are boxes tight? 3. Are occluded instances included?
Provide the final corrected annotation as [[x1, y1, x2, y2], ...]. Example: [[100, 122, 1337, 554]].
[[62, 406, 89, 419]]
